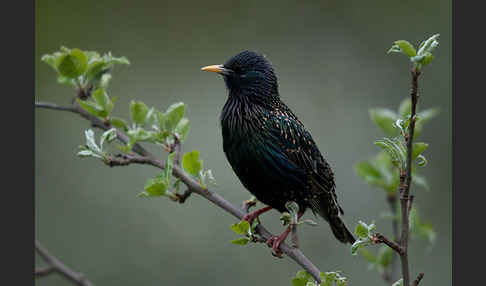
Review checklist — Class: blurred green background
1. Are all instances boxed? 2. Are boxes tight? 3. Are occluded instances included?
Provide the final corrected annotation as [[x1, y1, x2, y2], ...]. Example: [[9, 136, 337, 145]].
[[35, 0, 451, 285]]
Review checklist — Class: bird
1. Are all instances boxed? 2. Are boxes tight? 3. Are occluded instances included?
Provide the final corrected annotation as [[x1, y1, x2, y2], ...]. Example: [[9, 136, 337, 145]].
[[201, 50, 355, 256]]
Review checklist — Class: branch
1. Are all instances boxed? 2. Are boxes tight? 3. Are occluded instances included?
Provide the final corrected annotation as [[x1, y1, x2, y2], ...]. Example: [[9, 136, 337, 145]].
[[412, 272, 425, 286], [36, 101, 324, 283], [35, 240, 94, 286], [398, 67, 421, 286], [372, 233, 403, 255]]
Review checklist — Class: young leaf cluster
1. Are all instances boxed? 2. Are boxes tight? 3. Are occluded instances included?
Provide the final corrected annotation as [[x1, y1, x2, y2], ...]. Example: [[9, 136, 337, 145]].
[[280, 201, 317, 227], [388, 34, 440, 71], [77, 129, 117, 161], [182, 150, 216, 189], [350, 221, 376, 256], [230, 219, 259, 246], [41, 47, 129, 92], [116, 101, 191, 153], [356, 97, 437, 193], [292, 270, 347, 286]]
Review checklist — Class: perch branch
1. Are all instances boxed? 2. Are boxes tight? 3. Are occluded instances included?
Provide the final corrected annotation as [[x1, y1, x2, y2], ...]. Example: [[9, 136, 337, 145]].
[[35, 240, 94, 286], [36, 101, 324, 283]]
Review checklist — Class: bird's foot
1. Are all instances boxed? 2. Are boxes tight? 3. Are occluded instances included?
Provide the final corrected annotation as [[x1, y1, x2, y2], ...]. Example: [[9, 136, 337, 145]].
[[242, 206, 272, 225], [266, 225, 292, 258]]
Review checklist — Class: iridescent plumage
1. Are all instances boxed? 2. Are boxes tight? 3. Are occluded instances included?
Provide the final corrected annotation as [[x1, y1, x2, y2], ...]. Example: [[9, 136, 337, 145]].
[[206, 50, 354, 244]]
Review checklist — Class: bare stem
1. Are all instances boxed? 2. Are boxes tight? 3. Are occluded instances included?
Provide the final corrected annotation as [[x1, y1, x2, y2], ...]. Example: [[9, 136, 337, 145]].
[[35, 240, 94, 286], [36, 101, 324, 283], [373, 233, 403, 255], [412, 272, 425, 286], [398, 67, 421, 286]]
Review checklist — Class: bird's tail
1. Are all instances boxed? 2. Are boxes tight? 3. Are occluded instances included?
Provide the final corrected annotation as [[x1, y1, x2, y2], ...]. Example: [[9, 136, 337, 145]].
[[329, 216, 356, 244]]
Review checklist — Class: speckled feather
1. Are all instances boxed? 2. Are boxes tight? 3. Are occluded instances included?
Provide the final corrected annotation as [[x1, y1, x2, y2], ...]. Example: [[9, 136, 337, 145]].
[[218, 51, 354, 243]]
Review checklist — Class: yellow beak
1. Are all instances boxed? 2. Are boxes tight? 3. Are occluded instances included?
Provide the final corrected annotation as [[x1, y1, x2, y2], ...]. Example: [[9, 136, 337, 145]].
[[201, 64, 231, 75]]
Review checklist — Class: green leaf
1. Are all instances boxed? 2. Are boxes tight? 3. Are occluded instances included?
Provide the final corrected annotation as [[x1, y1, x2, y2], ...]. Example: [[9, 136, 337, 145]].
[[100, 128, 117, 150], [165, 152, 175, 180], [393, 40, 417, 57], [199, 169, 217, 189], [411, 142, 428, 161], [321, 271, 347, 286], [174, 118, 190, 142], [412, 173, 430, 191], [110, 117, 129, 131], [142, 175, 169, 197], [416, 155, 427, 167], [355, 221, 369, 238], [376, 246, 393, 268], [230, 220, 250, 235], [296, 270, 313, 282], [392, 278, 403, 286], [369, 109, 399, 137], [77, 149, 102, 158], [41, 54, 58, 69], [417, 34, 440, 56], [291, 278, 308, 286], [83, 129, 102, 155], [103, 52, 130, 65], [57, 75, 76, 87], [398, 98, 412, 118], [418, 223, 437, 244], [92, 88, 110, 111], [99, 73, 112, 89], [355, 151, 398, 193], [421, 52, 434, 66], [230, 237, 250, 245], [77, 98, 105, 118], [86, 59, 108, 81], [164, 102, 186, 132], [358, 248, 376, 263], [130, 100, 149, 126], [375, 138, 407, 169], [351, 238, 371, 255], [56, 48, 88, 78], [182, 150, 203, 177], [285, 201, 300, 224], [280, 212, 291, 225]]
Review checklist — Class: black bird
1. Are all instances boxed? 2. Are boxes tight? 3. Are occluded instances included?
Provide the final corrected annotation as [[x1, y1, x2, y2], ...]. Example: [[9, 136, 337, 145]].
[[201, 51, 355, 256]]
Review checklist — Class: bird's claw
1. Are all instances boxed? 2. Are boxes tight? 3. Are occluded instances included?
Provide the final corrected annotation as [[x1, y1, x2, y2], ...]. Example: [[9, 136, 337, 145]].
[[266, 236, 284, 258]]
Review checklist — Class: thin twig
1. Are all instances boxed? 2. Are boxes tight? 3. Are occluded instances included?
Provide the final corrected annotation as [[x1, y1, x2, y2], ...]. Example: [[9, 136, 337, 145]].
[[412, 272, 425, 286], [35, 102, 77, 113], [398, 68, 422, 286], [35, 266, 55, 277], [105, 154, 153, 167], [35, 240, 94, 286], [372, 233, 403, 255], [36, 101, 324, 283]]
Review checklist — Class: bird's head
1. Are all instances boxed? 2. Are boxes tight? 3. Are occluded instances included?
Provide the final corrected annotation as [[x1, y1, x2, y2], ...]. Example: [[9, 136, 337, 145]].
[[201, 50, 279, 98]]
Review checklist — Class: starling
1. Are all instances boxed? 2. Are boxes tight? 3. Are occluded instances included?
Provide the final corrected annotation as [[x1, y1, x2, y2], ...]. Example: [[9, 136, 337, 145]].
[[202, 51, 355, 256]]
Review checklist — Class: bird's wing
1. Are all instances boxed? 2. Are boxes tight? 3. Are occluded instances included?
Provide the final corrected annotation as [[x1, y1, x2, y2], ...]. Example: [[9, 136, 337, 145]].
[[264, 104, 344, 216]]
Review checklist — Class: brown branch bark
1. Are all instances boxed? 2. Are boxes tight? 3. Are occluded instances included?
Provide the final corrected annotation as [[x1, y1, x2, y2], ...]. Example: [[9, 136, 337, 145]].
[[35, 240, 94, 286], [36, 101, 324, 283], [398, 68, 421, 286], [411, 272, 424, 286], [373, 233, 403, 255]]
